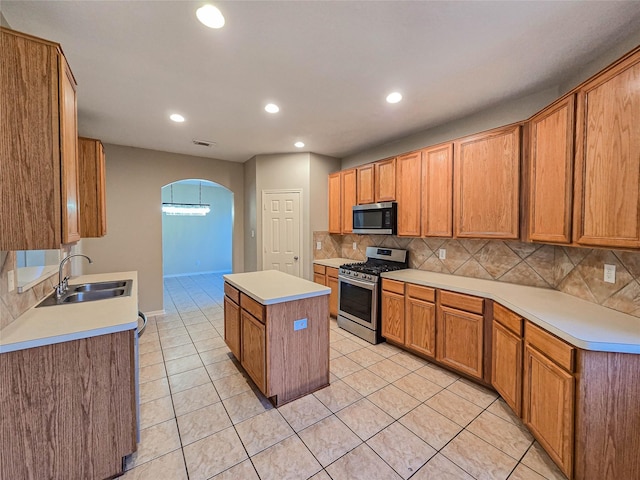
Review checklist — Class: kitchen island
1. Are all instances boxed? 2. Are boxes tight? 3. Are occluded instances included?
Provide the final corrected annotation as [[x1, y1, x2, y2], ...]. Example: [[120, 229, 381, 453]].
[[223, 270, 331, 406]]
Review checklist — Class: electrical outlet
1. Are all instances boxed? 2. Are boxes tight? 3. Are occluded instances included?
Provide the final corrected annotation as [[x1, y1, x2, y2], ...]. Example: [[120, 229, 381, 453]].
[[352, 242, 357, 250], [316, 241, 322, 250], [7, 270, 15, 292], [438, 248, 446, 260], [604, 264, 616, 284], [293, 318, 308, 331]]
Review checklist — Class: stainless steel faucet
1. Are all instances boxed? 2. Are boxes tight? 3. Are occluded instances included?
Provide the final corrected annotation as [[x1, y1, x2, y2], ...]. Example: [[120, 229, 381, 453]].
[[56, 254, 93, 298]]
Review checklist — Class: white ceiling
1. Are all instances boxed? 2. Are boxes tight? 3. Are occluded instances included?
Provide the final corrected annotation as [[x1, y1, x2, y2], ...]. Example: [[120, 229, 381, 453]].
[[3, 1, 640, 163]]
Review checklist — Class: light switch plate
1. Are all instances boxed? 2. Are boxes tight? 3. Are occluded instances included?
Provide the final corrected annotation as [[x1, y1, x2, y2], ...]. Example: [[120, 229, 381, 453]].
[[604, 264, 616, 284], [293, 318, 308, 331], [438, 248, 446, 260], [7, 270, 15, 292], [316, 241, 322, 250], [352, 242, 357, 250]]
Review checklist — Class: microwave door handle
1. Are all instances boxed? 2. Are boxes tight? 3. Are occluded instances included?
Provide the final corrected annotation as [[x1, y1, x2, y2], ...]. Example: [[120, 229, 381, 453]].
[[339, 276, 376, 290]]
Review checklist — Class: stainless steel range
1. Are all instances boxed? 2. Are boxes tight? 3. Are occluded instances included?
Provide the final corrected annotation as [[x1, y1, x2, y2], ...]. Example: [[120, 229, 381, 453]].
[[337, 246, 408, 344]]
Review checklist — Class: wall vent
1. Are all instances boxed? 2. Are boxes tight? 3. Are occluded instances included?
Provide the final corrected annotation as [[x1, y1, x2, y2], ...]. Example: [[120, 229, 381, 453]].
[[192, 139, 217, 147]]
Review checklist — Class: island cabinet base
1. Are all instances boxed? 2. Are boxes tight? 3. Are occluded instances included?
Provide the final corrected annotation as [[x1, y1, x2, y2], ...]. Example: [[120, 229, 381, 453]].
[[0, 330, 137, 480]]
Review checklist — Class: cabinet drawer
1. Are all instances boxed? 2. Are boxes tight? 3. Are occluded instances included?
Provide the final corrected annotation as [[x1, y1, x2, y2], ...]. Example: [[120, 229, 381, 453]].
[[525, 321, 574, 372], [382, 279, 405, 295], [241, 293, 265, 324], [224, 283, 240, 304], [313, 264, 326, 275], [493, 303, 523, 336], [406, 283, 435, 302], [326, 267, 338, 279], [440, 290, 484, 314]]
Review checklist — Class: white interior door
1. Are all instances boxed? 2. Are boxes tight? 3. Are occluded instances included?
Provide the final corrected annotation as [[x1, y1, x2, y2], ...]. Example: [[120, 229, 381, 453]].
[[262, 190, 302, 276]]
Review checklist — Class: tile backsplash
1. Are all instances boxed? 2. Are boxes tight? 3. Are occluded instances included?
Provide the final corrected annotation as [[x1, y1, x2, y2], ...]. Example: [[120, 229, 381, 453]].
[[313, 232, 640, 319], [0, 247, 69, 330]]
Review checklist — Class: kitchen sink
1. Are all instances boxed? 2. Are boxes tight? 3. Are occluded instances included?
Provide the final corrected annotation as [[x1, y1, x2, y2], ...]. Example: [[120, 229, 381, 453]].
[[37, 279, 133, 307]]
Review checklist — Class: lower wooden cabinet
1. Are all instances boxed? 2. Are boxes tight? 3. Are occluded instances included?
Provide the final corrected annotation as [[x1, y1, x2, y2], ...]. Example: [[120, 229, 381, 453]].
[[405, 284, 436, 358], [523, 322, 575, 478], [437, 305, 484, 379], [224, 295, 241, 359], [381, 279, 405, 344], [491, 304, 523, 416], [241, 310, 266, 393], [327, 268, 339, 318]]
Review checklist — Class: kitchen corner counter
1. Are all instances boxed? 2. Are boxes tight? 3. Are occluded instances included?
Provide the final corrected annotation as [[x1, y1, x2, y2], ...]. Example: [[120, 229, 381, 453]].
[[224, 270, 330, 305], [382, 269, 640, 354], [313, 258, 356, 269], [0, 271, 139, 354]]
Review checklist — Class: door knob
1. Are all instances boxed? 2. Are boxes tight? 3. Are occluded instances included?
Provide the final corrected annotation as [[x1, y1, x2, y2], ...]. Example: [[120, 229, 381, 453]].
[[294, 256, 299, 260]]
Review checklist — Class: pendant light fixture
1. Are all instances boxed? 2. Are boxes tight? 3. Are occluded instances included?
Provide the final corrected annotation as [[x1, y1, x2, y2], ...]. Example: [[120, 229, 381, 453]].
[[162, 182, 211, 216]]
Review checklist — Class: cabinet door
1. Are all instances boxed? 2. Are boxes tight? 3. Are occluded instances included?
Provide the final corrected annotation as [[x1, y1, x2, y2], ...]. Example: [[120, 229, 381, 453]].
[[396, 151, 422, 236], [328, 172, 342, 233], [241, 310, 266, 393], [406, 297, 436, 358], [375, 157, 396, 202], [78, 137, 107, 238], [224, 296, 241, 359], [528, 96, 575, 244], [313, 273, 326, 286], [437, 306, 484, 379], [60, 56, 81, 244], [341, 169, 356, 233], [327, 269, 339, 318], [492, 321, 523, 416], [523, 344, 574, 478], [574, 51, 640, 248], [357, 164, 375, 204], [422, 143, 453, 237], [381, 290, 405, 344], [454, 125, 521, 239]]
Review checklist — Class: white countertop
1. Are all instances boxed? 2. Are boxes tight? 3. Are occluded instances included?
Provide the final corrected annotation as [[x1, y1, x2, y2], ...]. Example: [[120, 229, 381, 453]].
[[314, 258, 357, 269], [224, 270, 330, 305], [382, 269, 640, 354], [0, 271, 139, 354]]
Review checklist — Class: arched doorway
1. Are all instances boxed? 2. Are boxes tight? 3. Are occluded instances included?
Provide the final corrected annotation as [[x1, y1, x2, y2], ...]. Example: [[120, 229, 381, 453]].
[[161, 179, 233, 277]]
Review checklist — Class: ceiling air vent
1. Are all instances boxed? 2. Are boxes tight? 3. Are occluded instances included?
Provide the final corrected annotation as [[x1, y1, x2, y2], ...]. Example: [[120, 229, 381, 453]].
[[192, 139, 217, 147]]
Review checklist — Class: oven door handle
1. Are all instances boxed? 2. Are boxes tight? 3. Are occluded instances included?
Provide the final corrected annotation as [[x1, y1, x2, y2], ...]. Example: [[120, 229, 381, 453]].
[[339, 275, 376, 290]]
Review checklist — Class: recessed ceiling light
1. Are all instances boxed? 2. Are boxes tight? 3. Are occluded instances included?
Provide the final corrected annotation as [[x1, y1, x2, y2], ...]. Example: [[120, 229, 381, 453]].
[[265, 103, 280, 114], [196, 4, 225, 29], [170, 113, 185, 122], [294, 141, 305, 148], [386, 92, 402, 104]]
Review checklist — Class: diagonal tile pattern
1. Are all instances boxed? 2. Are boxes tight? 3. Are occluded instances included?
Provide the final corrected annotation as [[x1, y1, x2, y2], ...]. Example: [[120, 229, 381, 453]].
[[122, 272, 569, 480]]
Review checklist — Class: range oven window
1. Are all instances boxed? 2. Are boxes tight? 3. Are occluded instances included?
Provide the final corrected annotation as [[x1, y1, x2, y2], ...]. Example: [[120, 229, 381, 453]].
[[339, 281, 373, 326]]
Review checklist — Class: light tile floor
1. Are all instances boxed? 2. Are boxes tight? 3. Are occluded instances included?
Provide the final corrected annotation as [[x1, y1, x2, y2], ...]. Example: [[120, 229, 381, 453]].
[[122, 273, 569, 480]]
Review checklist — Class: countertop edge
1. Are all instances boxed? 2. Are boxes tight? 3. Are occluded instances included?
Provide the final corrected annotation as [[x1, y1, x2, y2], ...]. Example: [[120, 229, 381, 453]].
[[381, 269, 640, 355]]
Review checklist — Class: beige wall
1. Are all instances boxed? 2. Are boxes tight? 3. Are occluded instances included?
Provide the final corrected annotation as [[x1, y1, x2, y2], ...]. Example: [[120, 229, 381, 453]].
[[81, 144, 244, 313], [243, 157, 257, 273]]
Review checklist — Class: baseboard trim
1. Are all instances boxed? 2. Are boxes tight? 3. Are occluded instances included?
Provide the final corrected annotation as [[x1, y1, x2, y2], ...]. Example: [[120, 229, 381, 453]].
[[163, 270, 232, 278], [143, 309, 166, 317]]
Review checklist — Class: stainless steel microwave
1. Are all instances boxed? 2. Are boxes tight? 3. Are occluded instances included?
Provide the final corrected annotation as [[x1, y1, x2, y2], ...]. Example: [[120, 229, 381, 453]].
[[352, 202, 397, 234]]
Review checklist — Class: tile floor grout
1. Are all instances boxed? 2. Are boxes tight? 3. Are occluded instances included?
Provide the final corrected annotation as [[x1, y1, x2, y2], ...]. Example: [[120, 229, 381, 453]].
[[123, 273, 568, 480]]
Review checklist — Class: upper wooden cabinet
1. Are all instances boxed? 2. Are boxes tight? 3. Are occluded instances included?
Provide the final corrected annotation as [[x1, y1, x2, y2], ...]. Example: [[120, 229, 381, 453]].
[[396, 151, 422, 236], [573, 49, 640, 249], [328, 169, 356, 234], [454, 125, 521, 239], [1, 28, 80, 250], [528, 96, 575, 244], [78, 137, 107, 237], [356, 164, 375, 204], [375, 157, 396, 202], [422, 143, 454, 237]]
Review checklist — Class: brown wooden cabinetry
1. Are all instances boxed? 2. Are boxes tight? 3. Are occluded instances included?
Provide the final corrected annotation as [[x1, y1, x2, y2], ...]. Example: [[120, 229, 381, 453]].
[[437, 291, 485, 379], [381, 279, 405, 344], [491, 303, 523, 416], [405, 284, 436, 358], [223, 292, 241, 359], [422, 143, 454, 237], [573, 49, 640, 249], [328, 172, 342, 233], [454, 125, 521, 239], [327, 267, 339, 317], [528, 96, 575, 244], [1, 27, 80, 250], [328, 169, 356, 234], [78, 137, 107, 237], [357, 164, 375, 204], [523, 321, 575, 478], [396, 151, 422, 236], [241, 309, 266, 393], [375, 157, 396, 202], [0, 330, 136, 480]]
